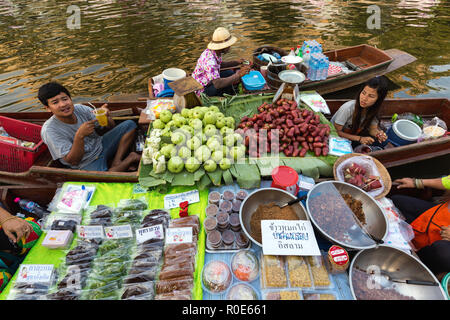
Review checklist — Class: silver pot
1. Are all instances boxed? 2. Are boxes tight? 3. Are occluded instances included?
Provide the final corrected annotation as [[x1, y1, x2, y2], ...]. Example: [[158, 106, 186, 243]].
[[306, 181, 388, 251], [239, 188, 309, 247], [349, 245, 447, 300]]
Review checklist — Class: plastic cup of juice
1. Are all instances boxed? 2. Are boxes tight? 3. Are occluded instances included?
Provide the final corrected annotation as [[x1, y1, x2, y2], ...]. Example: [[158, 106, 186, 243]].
[[94, 108, 108, 126]]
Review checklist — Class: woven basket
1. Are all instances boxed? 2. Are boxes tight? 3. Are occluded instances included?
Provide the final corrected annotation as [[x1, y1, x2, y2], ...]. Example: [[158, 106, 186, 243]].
[[333, 153, 392, 200]]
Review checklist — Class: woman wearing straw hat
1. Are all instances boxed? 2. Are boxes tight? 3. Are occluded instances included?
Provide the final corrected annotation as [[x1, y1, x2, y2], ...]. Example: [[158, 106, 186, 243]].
[[192, 27, 250, 97]]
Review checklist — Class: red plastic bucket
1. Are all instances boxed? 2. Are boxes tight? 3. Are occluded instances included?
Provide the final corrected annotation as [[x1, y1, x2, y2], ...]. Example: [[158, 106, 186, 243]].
[[271, 166, 299, 195]]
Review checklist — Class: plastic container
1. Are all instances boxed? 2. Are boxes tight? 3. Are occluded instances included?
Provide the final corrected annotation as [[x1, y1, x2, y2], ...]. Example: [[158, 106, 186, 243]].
[[202, 260, 232, 294], [242, 71, 266, 91], [271, 166, 299, 196], [235, 231, 250, 248], [216, 211, 230, 229], [231, 200, 242, 213], [42, 230, 74, 249], [219, 200, 232, 213], [222, 190, 235, 202], [221, 230, 235, 247], [207, 230, 222, 248], [226, 283, 259, 300], [0, 116, 48, 173], [162, 68, 186, 90], [205, 204, 219, 217], [229, 213, 241, 232], [204, 216, 218, 233], [208, 191, 221, 205], [442, 272, 449, 300], [263, 289, 302, 300], [231, 250, 260, 282], [387, 119, 422, 146], [327, 245, 349, 273], [236, 190, 248, 201]]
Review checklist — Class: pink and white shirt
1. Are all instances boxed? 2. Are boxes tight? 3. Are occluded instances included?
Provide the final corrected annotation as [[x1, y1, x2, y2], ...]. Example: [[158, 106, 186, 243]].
[[192, 49, 222, 94]]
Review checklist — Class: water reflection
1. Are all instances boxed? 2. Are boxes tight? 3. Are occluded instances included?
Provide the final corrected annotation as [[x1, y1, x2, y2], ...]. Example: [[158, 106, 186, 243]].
[[0, 0, 448, 111]]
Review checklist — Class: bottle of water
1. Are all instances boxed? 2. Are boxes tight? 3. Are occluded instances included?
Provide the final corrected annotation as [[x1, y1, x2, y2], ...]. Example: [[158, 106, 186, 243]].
[[289, 47, 295, 56], [303, 46, 311, 68], [295, 45, 301, 56], [308, 54, 317, 81], [14, 197, 50, 218], [323, 56, 329, 79]]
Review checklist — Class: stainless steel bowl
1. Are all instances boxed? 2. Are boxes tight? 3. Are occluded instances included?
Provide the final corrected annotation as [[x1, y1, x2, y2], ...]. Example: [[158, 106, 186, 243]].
[[349, 245, 447, 300], [306, 181, 388, 250], [239, 188, 309, 247]]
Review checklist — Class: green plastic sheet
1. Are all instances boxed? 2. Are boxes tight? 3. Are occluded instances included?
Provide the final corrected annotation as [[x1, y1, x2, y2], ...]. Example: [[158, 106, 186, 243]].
[[0, 181, 207, 300]]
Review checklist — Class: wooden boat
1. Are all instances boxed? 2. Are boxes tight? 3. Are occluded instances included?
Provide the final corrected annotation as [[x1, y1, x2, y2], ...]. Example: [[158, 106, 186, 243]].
[[0, 98, 447, 185], [256, 44, 416, 95]]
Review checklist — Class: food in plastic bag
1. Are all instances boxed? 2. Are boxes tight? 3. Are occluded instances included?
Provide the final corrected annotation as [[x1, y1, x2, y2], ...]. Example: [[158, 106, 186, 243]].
[[47, 287, 81, 300], [169, 215, 200, 235], [156, 277, 194, 294], [262, 255, 287, 288], [280, 290, 301, 300], [307, 255, 331, 287], [303, 292, 336, 300], [420, 116, 447, 140], [117, 198, 148, 211], [159, 262, 194, 280], [164, 243, 196, 257], [154, 289, 192, 300], [339, 159, 383, 193], [286, 256, 312, 287], [113, 210, 143, 225], [121, 282, 155, 300]]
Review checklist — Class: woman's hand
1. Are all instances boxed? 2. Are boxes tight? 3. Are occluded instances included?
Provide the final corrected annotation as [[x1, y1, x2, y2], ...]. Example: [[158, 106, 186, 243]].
[[393, 177, 415, 189], [2, 218, 33, 243], [375, 130, 387, 143], [360, 136, 374, 145], [441, 226, 450, 241]]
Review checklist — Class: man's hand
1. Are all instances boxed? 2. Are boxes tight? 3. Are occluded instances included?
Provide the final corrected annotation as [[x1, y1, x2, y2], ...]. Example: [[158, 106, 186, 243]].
[[393, 177, 415, 189], [76, 119, 96, 139], [2, 218, 33, 243], [441, 226, 450, 241]]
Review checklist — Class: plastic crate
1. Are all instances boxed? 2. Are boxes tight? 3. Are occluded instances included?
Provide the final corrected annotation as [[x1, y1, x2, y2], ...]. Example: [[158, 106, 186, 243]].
[[0, 116, 48, 173]]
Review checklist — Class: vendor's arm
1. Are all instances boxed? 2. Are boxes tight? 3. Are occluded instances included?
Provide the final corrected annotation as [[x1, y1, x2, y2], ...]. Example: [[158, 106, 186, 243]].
[[369, 123, 387, 143], [220, 59, 245, 68], [211, 65, 250, 89], [394, 176, 449, 190], [334, 123, 374, 145], [0, 206, 32, 243], [62, 119, 96, 166]]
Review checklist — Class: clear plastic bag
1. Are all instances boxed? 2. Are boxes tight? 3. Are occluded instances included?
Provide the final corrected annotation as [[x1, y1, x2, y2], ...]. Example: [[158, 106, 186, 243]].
[[420, 116, 447, 141], [120, 281, 155, 300], [156, 277, 194, 294], [41, 213, 82, 232], [159, 262, 195, 280], [154, 289, 192, 300], [336, 155, 384, 197], [117, 197, 148, 211]]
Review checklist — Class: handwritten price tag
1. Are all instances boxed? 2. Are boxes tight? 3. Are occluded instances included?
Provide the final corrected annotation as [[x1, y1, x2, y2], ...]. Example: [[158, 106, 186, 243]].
[[164, 190, 199, 210]]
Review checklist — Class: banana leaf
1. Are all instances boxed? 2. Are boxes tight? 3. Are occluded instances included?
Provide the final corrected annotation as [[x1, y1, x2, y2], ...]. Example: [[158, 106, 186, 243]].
[[196, 174, 212, 190], [222, 169, 233, 185], [232, 162, 261, 189], [207, 168, 223, 186], [171, 170, 196, 186]]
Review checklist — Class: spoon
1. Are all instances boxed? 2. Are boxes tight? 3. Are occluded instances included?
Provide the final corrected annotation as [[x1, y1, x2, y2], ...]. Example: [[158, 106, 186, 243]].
[[277, 195, 307, 209], [356, 267, 439, 287]]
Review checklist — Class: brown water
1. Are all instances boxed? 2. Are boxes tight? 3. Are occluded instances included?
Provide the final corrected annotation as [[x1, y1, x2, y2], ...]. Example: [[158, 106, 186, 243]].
[[0, 0, 448, 112]]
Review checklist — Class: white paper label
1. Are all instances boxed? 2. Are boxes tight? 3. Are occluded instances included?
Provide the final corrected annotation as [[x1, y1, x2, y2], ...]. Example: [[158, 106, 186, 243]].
[[165, 227, 193, 245], [136, 224, 164, 244], [16, 264, 54, 284], [164, 190, 199, 209], [261, 220, 321, 256], [329, 137, 353, 156], [104, 225, 133, 239], [77, 225, 104, 239]]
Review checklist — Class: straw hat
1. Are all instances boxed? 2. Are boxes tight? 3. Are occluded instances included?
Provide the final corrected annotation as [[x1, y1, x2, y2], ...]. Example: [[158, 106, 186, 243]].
[[207, 27, 237, 51]]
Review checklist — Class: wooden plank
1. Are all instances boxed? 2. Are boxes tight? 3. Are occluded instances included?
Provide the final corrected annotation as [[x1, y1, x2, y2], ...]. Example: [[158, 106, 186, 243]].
[[384, 49, 417, 73]]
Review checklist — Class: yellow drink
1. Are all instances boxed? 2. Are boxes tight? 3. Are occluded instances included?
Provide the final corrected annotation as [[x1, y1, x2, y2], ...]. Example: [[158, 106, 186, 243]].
[[94, 108, 108, 126]]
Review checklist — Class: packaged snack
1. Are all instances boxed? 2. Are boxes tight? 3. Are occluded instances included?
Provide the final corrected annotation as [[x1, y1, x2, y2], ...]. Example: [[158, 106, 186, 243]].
[[280, 290, 301, 300], [208, 191, 221, 205], [204, 216, 218, 233], [117, 198, 148, 211], [262, 255, 287, 288], [222, 190, 235, 202], [235, 231, 249, 248], [236, 189, 248, 201], [231, 250, 259, 282], [303, 291, 337, 300], [286, 256, 312, 288], [202, 260, 232, 294], [154, 289, 192, 300], [307, 255, 332, 287], [42, 230, 74, 249], [156, 277, 194, 294], [206, 204, 219, 217], [121, 281, 155, 300], [327, 245, 349, 273], [159, 262, 195, 280]]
